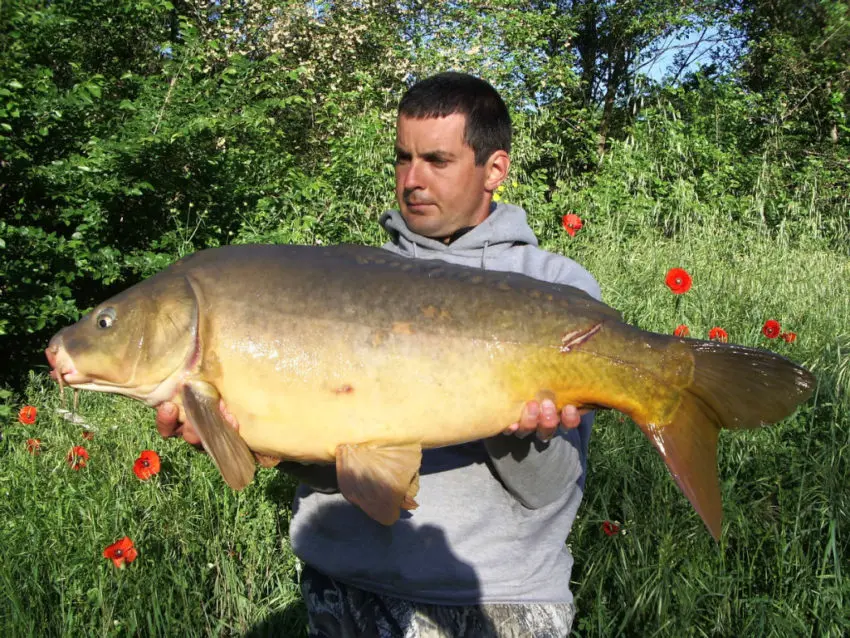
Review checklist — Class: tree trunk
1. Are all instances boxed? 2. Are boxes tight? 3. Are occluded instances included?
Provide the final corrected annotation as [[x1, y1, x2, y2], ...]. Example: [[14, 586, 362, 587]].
[[598, 47, 626, 155]]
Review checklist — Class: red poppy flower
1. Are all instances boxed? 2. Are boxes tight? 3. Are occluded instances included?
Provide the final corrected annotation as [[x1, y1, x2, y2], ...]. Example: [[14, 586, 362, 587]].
[[133, 450, 161, 480], [103, 536, 138, 569], [708, 327, 728, 342], [561, 214, 583, 237], [81, 430, 95, 440], [26, 438, 41, 455], [601, 520, 621, 536], [762, 319, 781, 339], [781, 332, 797, 344], [18, 406, 37, 425], [665, 268, 692, 295], [67, 445, 89, 470], [673, 324, 690, 338]]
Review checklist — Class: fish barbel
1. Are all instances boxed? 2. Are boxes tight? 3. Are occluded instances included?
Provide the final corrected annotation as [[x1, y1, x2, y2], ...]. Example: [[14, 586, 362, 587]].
[[45, 244, 815, 538]]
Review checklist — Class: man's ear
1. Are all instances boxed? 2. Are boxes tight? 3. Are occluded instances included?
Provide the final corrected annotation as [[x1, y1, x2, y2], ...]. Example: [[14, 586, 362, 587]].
[[484, 150, 510, 192]]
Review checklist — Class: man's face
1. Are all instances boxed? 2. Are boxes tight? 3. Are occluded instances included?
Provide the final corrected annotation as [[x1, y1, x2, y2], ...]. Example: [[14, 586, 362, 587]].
[[394, 113, 508, 240]]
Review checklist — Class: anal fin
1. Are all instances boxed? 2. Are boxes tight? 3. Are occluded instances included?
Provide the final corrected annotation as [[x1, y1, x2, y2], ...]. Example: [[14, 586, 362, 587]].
[[336, 442, 422, 525], [181, 381, 256, 490]]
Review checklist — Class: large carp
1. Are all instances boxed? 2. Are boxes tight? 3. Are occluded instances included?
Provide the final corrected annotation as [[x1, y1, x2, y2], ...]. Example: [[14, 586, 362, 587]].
[[45, 244, 815, 538]]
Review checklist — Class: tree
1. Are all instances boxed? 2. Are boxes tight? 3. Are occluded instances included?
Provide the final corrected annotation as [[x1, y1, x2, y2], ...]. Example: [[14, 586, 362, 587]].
[[732, 0, 849, 146]]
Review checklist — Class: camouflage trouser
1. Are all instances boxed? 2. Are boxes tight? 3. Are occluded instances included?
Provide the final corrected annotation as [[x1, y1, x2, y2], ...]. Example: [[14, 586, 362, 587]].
[[300, 564, 574, 638]]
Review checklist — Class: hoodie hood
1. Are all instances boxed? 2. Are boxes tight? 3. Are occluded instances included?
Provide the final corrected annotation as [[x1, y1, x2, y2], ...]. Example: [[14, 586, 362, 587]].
[[379, 203, 539, 269]]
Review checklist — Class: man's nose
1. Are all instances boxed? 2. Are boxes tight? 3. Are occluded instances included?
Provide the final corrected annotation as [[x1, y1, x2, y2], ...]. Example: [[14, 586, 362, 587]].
[[402, 160, 423, 190]]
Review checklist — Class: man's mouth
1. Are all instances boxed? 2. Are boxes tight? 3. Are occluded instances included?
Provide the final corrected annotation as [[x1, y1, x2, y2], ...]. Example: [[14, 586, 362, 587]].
[[405, 200, 434, 209]]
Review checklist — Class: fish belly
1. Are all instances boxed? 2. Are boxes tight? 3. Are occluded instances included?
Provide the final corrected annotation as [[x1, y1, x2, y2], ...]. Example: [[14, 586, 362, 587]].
[[209, 316, 565, 462]]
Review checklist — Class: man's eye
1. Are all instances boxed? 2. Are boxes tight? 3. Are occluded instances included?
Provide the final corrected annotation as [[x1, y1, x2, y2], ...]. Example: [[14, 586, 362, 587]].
[[431, 159, 448, 168]]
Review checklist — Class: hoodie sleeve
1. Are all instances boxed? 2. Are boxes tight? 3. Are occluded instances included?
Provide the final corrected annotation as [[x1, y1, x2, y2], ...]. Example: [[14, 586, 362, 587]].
[[484, 412, 593, 509], [483, 251, 599, 509]]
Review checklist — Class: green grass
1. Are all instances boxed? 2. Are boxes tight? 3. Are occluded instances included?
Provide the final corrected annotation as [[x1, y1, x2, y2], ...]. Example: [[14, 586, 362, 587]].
[[1, 223, 848, 636], [0, 379, 306, 637], [562, 224, 850, 637]]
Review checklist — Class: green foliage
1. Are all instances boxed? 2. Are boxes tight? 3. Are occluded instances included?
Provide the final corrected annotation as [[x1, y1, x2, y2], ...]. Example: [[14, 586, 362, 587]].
[[736, 0, 849, 144], [509, 74, 849, 251], [2, 0, 848, 388], [0, 388, 12, 421], [0, 0, 407, 383]]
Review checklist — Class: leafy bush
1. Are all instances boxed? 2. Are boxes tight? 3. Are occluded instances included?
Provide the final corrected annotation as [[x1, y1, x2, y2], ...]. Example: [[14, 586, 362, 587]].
[[2, 0, 848, 389]]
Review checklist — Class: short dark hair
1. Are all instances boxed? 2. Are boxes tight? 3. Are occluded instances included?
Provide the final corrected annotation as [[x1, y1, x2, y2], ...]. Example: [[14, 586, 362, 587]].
[[398, 72, 511, 165]]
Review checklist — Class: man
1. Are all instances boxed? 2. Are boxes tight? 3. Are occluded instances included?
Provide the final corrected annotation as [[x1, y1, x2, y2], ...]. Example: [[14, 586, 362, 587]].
[[156, 72, 599, 637]]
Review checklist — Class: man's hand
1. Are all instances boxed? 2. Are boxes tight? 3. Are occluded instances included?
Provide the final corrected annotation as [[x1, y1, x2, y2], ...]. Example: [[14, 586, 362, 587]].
[[156, 400, 239, 448], [156, 401, 201, 446], [503, 400, 587, 441]]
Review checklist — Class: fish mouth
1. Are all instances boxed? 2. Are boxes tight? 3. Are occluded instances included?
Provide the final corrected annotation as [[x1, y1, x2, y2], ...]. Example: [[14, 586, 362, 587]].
[[51, 368, 94, 386], [45, 331, 195, 406], [46, 338, 134, 402], [45, 337, 98, 388]]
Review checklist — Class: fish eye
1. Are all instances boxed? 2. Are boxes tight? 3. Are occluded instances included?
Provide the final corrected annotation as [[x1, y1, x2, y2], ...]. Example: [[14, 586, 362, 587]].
[[96, 308, 116, 329]]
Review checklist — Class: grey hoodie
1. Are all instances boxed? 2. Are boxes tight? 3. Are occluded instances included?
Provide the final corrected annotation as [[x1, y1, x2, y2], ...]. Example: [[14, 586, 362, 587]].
[[289, 203, 600, 606]]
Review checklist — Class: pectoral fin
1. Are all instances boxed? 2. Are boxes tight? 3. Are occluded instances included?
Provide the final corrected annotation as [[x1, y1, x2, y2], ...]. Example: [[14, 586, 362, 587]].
[[181, 381, 256, 490], [402, 473, 420, 511], [336, 442, 422, 525]]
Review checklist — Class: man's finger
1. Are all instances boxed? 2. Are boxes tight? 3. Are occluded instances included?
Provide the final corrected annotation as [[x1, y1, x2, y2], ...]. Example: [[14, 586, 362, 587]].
[[155, 402, 180, 437], [515, 400, 540, 438], [182, 423, 202, 447], [539, 399, 560, 425], [534, 399, 558, 440], [218, 399, 240, 430], [502, 422, 520, 435], [559, 405, 581, 430], [155, 401, 204, 448]]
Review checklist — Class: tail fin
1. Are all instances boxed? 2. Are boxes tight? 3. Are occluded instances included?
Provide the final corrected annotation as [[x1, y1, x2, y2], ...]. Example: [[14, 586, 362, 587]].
[[638, 341, 816, 540]]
